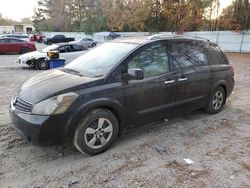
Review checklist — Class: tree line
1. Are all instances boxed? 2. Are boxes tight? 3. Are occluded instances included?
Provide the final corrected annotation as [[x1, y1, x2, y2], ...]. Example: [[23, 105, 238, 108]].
[[0, 14, 32, 26], [32, 0, 249, 33]]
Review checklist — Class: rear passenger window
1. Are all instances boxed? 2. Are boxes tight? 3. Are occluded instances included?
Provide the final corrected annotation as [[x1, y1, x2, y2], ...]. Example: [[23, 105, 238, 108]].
[[167, 41, 208, 68], [73, 45, 84, 51], [10, 39, 23, 43]]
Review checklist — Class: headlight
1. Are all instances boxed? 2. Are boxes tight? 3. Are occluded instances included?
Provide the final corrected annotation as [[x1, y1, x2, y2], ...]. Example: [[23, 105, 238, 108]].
[[32, 92, 78, 115]]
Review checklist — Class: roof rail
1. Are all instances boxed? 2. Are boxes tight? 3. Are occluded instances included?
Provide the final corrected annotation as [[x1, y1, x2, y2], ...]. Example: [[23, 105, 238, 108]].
[[147, 33, 210, 42], [184, 35, 210, 42], [147, 33, 179, 40]]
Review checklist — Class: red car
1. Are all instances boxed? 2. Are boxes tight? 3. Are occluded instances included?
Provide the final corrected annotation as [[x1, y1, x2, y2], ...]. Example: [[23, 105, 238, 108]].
[[0, 37, 36, 54]]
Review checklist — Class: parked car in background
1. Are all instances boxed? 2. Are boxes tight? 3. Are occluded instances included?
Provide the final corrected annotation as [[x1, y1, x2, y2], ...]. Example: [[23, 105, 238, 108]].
[[72, 38, 98, 48], [10, 35, 234, 155], [18, 43, 87, 70], [0, 34, 30, 42], [44, 35, 75, 45], [0, 37, 36, 54]]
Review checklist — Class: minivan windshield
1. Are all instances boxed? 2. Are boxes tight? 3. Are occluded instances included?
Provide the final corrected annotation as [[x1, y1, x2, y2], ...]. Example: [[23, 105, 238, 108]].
[[64, 42, 137, 77]]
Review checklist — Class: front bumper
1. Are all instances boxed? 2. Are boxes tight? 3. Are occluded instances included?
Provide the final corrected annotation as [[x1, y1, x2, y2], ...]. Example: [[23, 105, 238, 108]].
[[9, 107, 69, 146], [18, 58, 28, 65]]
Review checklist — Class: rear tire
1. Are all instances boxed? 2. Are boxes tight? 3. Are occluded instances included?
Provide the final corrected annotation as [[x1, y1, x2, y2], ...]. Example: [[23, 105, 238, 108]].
[[91, 43, 96, 47], [204, 87, 226, 114], [37, 59, 49, 70], [73, 109, 119, 155], [21, 47, 30, 54]]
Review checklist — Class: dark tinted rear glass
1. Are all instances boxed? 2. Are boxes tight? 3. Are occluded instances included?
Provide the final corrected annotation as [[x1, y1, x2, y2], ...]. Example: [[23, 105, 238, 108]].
[[73, 44, 85, 51], [167, 41, 208, 68], [207, 45, 227, 65]]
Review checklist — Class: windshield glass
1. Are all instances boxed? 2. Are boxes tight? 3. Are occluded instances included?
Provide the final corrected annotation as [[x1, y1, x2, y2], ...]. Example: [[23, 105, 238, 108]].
[[64, 42, 137, 77], [42, 44, 59, 52]]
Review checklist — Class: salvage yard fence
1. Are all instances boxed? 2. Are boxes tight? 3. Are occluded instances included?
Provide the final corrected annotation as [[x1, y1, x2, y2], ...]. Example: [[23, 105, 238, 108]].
[[42, 31, 250, 53]]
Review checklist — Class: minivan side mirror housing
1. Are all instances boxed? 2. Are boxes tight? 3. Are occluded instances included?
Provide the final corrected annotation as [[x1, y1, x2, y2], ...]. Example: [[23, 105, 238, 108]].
[[124, 68, 144, 80]]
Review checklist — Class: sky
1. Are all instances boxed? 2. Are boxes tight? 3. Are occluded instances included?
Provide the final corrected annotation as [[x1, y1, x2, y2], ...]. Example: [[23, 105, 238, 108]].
[[0, 0, 38, 21], [0, 0, 234, 21]]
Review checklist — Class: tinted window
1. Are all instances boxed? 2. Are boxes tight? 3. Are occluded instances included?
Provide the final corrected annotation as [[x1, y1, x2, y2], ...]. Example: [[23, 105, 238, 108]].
[[128, 43, 170, 78], [185, 43, 208, 66], [167, 41, 208, 68], [0, 39, 9, 43], [72, 45, 85, 51], [58, 45, 72, 53], [208, 45, 226, 65], [12, 35, 28, 39], [167, 42, 195, 68], [10, 39, 23, 43]]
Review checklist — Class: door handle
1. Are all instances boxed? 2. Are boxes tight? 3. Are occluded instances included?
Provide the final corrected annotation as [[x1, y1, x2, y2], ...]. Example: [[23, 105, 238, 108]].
[[178, 77, 188, 82], [164, 80, 175, 84]]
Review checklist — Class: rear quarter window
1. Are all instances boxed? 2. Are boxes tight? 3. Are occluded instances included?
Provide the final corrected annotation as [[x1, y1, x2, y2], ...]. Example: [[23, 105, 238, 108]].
[[207, 45, 227, 65]]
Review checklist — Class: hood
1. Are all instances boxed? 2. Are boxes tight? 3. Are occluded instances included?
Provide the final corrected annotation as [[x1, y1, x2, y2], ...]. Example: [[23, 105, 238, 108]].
[[19, 51, 46, 59], [18, 69, 102, 104]]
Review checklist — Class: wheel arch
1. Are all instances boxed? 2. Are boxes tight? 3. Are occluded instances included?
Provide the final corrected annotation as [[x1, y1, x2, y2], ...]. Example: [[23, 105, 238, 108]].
[[211, 81, 228, 105], [64, 98, 126, 139], [20, 46, 31, 54], [211, 80, 228, 98]]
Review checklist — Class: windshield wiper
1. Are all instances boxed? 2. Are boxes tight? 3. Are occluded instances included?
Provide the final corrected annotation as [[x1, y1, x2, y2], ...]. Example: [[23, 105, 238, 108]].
[[62, 68, 83, 77]]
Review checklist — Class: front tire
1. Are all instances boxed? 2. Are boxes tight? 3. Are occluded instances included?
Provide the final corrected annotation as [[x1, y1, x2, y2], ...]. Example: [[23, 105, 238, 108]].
[[37, 59, 49, 70], [204, 87, 226, 114], [73, 109, 119, 155]]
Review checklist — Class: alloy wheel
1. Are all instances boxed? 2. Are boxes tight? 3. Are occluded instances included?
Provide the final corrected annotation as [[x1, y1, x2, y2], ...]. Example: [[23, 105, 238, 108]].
[[212, 90, 224, 110], [84, 118, 113, 149]]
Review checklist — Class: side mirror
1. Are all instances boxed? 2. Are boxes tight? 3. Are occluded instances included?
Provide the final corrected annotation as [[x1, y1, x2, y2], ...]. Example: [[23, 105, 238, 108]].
[[125, 68, 144, 80]]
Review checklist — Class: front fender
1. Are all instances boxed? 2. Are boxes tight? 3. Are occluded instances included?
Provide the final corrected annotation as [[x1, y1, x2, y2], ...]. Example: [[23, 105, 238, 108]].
[[63, 98, 126, 139]]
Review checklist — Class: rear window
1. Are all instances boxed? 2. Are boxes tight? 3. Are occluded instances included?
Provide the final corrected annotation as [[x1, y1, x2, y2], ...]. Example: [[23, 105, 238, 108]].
[[207, 45, 227, 65]]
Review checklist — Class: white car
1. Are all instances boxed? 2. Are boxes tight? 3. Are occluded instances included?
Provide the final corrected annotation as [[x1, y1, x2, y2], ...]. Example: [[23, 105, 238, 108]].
[[18, 43, 87, 70], [72, 38, 98, 48]]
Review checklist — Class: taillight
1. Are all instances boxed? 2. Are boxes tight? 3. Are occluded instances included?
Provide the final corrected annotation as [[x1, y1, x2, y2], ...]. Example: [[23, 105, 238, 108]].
[[228, 64, 234, 77]]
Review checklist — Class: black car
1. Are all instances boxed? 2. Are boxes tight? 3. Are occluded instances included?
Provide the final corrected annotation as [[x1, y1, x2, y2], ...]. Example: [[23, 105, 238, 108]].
[[9, 35, 235, 155], [44, 35, 75, 45]]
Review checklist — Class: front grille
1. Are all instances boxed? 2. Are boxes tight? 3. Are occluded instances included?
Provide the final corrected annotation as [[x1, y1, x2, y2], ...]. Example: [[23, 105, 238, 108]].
[[13, 97, 33, 113]]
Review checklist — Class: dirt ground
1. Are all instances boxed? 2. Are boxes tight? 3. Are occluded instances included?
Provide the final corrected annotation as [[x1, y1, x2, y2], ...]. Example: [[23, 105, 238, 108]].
[[0, 47, 249, 188]]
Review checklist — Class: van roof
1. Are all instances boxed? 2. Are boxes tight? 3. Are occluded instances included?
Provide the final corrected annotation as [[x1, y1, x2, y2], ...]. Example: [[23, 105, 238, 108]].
[[112, 34, 212, 45]]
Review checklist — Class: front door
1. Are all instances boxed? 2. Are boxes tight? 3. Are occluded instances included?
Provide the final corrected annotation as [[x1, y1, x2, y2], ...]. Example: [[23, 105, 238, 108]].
[[124, 41, 177, 124]]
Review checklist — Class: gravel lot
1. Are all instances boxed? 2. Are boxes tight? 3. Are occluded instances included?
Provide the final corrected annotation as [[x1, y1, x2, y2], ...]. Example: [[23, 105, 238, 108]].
[[0, 46, 250, 188]]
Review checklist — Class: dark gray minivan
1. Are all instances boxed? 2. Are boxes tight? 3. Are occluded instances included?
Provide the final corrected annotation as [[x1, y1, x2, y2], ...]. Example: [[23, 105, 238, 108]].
[[9, 35, 234, 155]]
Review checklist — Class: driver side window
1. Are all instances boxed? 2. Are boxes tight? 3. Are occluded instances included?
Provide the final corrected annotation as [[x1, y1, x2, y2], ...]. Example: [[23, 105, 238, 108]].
[[128, 43, 170, 78]]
